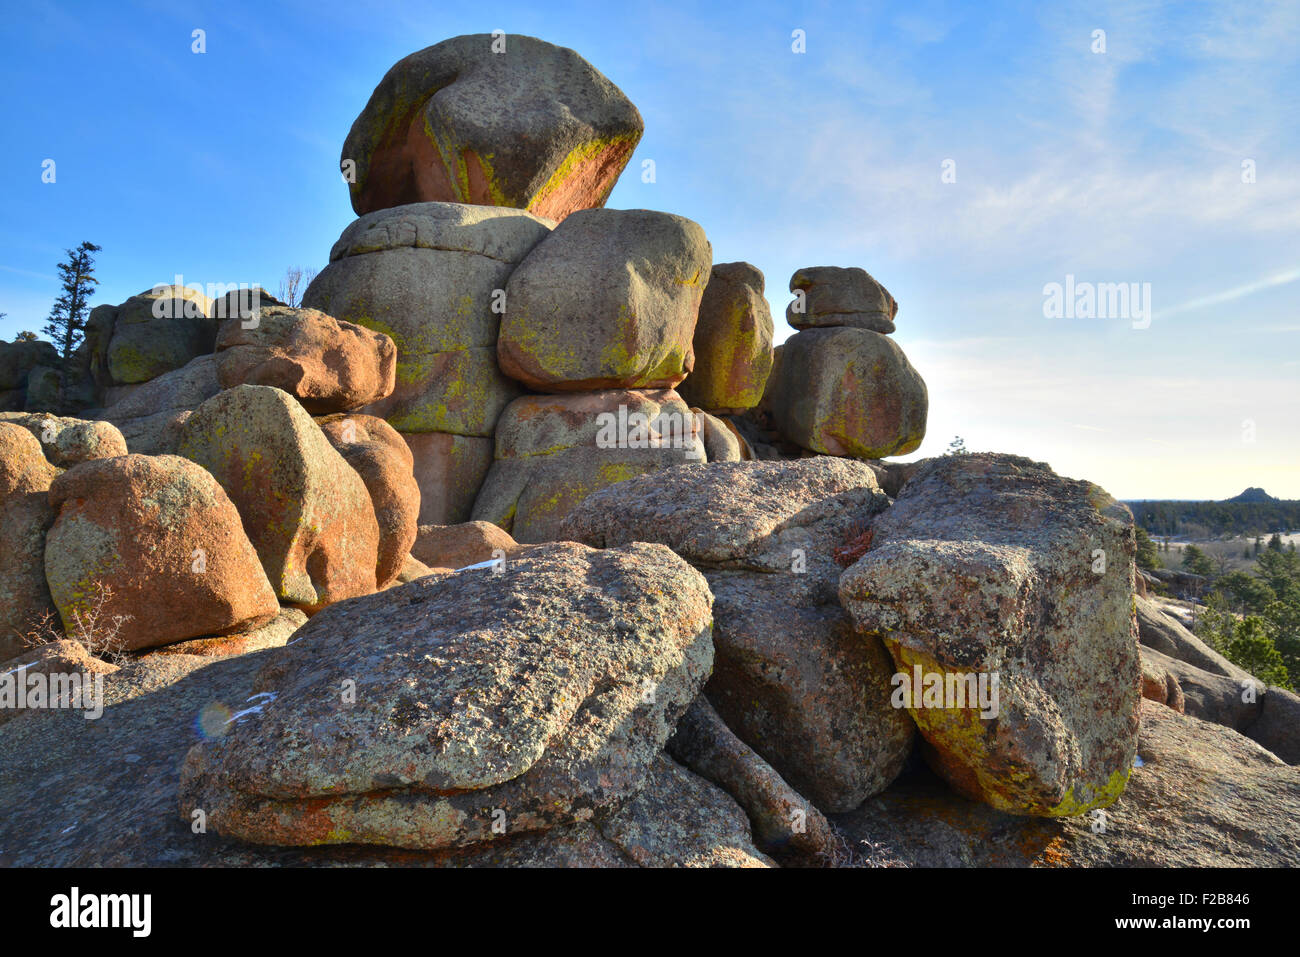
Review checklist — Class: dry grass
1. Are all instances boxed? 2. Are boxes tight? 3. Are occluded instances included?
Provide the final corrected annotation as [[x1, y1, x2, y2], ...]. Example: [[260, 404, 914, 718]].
[[21, 582, 132, 663]]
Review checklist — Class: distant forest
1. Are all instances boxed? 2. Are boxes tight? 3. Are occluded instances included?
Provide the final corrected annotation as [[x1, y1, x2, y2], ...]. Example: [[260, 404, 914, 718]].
[[1125, 500, 1300, 539]]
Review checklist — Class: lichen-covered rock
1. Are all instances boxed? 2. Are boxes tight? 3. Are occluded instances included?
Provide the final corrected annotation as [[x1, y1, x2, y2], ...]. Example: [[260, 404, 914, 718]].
[[768, 327, 927, 458], [101, 354, 222, 455], [411, 521, 519, 570], [341, 35, 643, 221], [704, 571, 913, 812], [838, 453, 1142, 818], [498, 209, 711, 391], [786, 266, 898, 334], [103, 286, 218, 385], [668, 694, 836, 866], [402, 431, 494, 525], [364, 346, 521, 436], [694, 409, 744, 462], [306, 203, 553, 355], [215, 306, 397, 414], [562, 458, 911, 812], [317, 413, 418, 588], [178, 385, 380, 609], [177, 542, 713, 851], [0, 339, 58, 391], [0, 641, 769, 865], [303, 203, 549, 437], [472, 389, 704, 542], [836, 699, 1300, 867], [44, 455, 280, 652], [561, 456, 886, 577], [0, 423, 60, 663], [678, 262, 774, 414], [0, 413, 127, 466]]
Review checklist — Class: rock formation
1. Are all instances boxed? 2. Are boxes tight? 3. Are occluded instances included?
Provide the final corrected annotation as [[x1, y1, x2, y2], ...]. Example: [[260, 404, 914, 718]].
[[2, 30, 1291, 872]]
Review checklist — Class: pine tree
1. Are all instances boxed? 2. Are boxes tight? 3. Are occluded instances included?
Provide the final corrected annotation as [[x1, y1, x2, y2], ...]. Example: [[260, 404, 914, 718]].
[[41, 241, 101, 409]]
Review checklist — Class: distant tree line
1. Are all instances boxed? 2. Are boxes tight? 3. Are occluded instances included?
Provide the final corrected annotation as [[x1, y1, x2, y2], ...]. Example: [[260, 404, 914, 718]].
[[1127, 500, 1300, 539]]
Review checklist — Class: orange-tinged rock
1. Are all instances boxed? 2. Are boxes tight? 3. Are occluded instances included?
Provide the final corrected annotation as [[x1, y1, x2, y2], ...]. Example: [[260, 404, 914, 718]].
[[318, 413, 419, 588], [43, 454, 280, 652], [179, 385, 380, 610], [342, 35, 643, 222]]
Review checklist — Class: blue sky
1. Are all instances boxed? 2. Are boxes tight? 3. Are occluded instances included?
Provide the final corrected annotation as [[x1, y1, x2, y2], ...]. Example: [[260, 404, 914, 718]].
[[2, 0, 1297, 499]]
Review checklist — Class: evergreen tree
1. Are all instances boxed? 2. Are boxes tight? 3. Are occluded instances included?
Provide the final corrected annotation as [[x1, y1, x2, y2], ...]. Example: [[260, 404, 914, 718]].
[[1134, 527, 1161, 570], [40, 241, 101, 409], [1181, 544, 1215, 578]]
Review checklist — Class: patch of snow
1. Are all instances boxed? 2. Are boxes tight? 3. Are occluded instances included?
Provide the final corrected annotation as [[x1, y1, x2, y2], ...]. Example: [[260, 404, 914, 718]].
[[454, 559, 503, 573]]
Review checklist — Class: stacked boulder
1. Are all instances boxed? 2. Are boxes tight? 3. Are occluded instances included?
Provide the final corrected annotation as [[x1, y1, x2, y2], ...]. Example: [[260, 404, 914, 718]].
[[302, 35, 725, 539], [676, 261, 775, 461], [302, 203, 551, 524], [475, 207, 714, 541], [763, 266, 928, 459], [339, 33, 644, 222], [88, 285, 218, 402]]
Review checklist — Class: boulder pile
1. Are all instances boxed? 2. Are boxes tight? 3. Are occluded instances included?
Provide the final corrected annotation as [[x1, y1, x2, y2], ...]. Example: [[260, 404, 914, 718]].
[[3, 32, 1294, 869]]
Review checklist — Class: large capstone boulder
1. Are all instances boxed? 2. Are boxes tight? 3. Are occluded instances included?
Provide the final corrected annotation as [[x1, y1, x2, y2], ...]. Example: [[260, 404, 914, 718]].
[[317, 413, 419, 589], [178, 385, 380, 609], [472, 389, 704, 543], [498, 209, 711, 392], [177, 541, 713, 850], [43, 455, 280, 653], [341, 34, 643, 222], [215, 306, 397, 414], [786, 266, 898, 334], [767, 327, 927, 458], [102, 286, 218, 385], [0, 423, 60, 662], [838, 453, 1142, 818], [561, 457, 913, 812], [677, 262, 774, 414]]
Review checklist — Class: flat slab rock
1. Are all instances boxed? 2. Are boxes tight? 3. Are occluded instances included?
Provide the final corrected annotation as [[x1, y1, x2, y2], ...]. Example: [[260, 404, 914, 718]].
[[177, 541, 714, 850], [835, 700, 1300, 867], [560, 457, 888, 579], [0, 649, 769, 867]]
